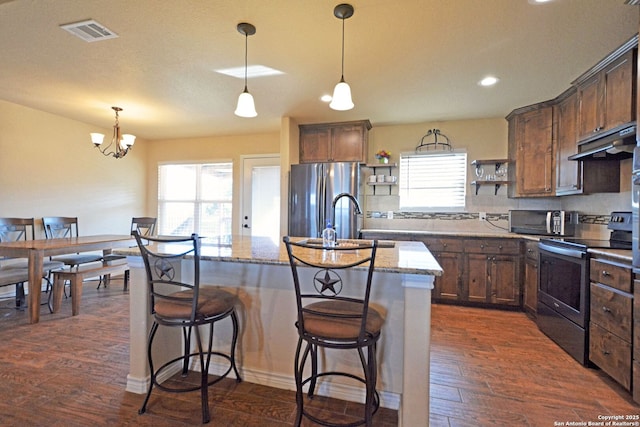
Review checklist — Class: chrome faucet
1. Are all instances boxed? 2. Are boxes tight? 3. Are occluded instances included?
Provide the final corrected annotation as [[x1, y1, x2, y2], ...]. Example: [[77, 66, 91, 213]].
[[331, 193, 362, 236]]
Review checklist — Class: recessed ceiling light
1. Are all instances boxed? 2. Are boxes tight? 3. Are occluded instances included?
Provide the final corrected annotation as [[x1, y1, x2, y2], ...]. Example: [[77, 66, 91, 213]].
[[215, 65, 284, 79], [479, 76, 499, 87], [529, 0, 554, 4]]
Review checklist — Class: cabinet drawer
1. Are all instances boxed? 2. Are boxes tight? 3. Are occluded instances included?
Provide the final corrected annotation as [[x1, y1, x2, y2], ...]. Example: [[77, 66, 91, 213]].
[[465, 239, 520, 254], [422, 238, 464, 253], [590, 283, 632, 341], [590, 258, 632, 293], [589, 322, 631, 390]]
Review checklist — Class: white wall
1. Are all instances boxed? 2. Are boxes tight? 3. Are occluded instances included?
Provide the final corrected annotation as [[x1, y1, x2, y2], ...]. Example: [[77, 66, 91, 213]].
[[0, 100, 147, 236]]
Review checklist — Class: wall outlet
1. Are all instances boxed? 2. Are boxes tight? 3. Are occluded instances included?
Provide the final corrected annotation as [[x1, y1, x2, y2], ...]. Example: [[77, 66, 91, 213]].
[[479, 212, 487, 221], [387, 210, 394, 220]]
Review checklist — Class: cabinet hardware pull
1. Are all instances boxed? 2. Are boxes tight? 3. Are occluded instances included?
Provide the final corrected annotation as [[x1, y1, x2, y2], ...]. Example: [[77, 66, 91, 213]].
[[602, 270, 610, 277], [602, 306, 611, 313], [603, 350, 610, 355], [498, 245, 503, 249]]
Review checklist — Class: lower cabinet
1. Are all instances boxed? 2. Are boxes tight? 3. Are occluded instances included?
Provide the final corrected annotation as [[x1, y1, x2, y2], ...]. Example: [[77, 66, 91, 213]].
[[589, 257, 633, 392], [423, 236, 522, 308]]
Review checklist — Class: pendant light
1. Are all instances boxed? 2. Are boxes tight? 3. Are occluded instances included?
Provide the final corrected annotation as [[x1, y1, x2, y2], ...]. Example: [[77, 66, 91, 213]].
[[235, 22, 257, 118], [329, 3, 355, 111]]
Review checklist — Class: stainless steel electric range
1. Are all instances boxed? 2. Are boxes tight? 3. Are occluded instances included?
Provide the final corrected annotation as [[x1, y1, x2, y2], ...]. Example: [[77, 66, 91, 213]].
[[537, 211, 632, 366]]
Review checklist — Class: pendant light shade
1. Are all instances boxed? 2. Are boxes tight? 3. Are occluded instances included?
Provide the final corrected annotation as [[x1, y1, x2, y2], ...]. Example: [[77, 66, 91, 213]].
[[235, 88, 257, 117], [330, 78, 354, 111], [330, 3, 355, 111], [235, 22, 257, 118]]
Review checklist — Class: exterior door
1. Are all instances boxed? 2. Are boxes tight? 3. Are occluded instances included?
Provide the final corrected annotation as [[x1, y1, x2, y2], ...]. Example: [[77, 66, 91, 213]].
[[240, 155, 281, 243]]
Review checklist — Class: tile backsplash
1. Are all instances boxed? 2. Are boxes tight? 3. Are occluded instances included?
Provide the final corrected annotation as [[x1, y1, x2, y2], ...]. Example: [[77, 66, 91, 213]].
[[364, 210, 622, 239]]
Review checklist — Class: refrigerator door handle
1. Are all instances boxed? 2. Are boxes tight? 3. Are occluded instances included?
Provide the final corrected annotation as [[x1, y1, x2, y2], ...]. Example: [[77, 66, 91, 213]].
[[319, 169, 326, 233]]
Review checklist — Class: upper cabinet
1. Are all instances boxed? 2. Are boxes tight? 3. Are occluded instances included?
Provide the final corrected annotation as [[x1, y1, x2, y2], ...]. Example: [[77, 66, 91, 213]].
[[555, 88, 621, 196], [507, 103, 554, 197], [574, 40, 637, 143], [299, 120, 372, 163], [507, 35, 637, 198]]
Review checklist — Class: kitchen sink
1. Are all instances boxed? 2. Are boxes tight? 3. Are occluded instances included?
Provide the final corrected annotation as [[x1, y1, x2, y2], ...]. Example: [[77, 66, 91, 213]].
[[303, 238, 395, 248]]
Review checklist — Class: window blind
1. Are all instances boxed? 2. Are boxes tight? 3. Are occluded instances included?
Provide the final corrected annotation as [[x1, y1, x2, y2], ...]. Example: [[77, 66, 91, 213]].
[[399, 151, 467, 209]]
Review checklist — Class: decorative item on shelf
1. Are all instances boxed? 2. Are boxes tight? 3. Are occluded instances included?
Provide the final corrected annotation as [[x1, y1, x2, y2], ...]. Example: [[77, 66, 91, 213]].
[[375, 149, 391, 164], [329, 3, 355, 111], [234, 22, 257, 118], [415, 129, 453, 152], [90, 106, 135, 159]]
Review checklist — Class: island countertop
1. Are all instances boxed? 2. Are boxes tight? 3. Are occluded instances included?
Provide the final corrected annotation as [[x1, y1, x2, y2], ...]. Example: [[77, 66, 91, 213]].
[[123, 234, 440, 426], [116, 235, 443, 276]]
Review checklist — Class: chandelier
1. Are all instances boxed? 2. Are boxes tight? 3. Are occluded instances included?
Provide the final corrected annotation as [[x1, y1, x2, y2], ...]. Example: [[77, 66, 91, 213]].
[[90, 106, 136, 159]]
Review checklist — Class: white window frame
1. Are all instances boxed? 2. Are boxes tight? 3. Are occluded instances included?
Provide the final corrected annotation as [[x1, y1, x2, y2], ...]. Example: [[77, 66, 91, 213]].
[[398, 150, 467, 210], [157, 161, 233, 238]]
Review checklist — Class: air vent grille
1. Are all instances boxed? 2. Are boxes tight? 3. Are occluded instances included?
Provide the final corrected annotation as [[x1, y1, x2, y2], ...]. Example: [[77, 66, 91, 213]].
[[60, 19, 118, 42]]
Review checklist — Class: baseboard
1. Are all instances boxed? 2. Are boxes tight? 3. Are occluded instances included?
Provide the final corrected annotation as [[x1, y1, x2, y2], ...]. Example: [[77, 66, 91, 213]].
[[126, 359, 400, 410]]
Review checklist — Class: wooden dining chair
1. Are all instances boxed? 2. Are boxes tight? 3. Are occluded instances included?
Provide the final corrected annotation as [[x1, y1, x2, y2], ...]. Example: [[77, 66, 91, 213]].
[[0, 218, 64, 310], [99, 217, 157, 292]]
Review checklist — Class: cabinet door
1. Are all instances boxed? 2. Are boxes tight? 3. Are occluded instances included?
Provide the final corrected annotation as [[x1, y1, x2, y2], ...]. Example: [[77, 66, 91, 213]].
[[299, 127, 331, 163], [489, 255, 521, 306], [555, 91, 581, 195], [466, 254, 490, 303], [433, 252, 463, 301], [604, 49, 635, 131], [331, 124, 367, 162], [516, 106, 554, 196], [577, 73, 603, 141]]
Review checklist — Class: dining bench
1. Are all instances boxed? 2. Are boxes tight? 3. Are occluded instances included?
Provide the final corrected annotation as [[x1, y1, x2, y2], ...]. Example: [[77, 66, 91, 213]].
[[51, 259, 128, 316]]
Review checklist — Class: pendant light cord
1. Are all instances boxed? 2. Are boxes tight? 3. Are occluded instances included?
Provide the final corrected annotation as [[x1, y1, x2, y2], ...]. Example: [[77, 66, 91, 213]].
[[340, 17, 345, 80], [243, 32, 248, 91]]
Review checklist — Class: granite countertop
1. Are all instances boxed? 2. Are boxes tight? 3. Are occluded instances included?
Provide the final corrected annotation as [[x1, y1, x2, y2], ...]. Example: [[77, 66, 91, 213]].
[[361, 229, 633, 262], [361, 228, 526, 240], [116, 235, 443, 276]]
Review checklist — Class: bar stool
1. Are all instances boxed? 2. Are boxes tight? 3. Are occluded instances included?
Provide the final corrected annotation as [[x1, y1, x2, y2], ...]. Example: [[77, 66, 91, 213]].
[[283, 236, 383, 427], [134, 231, 241, 424]]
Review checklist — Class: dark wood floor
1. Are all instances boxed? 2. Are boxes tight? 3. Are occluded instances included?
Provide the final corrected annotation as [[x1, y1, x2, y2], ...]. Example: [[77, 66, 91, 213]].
[[0, 284, 637, 426]]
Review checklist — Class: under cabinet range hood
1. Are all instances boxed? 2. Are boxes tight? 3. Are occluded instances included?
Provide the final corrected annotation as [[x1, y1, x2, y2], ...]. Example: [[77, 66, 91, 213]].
[[568, 124, 636, 161]]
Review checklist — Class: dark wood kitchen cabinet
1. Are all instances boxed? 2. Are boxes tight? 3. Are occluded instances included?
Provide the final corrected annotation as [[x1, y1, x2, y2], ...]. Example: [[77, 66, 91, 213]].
[[465, 239, 521, 306], [360, 231, 524, 308], [422, 236, 521, 307], [554, 87, 622, 196], [574, 40, 637, 142], [424, 237, 465, 301], [523, 240, 539, 316], [299, 120, 371, 163], [589, 256, 633, 391], [507, 103, 554, 197]]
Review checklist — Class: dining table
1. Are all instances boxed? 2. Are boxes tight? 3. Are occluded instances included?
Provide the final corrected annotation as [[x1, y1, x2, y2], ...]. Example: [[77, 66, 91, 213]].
[[0, 234, 135, 324]]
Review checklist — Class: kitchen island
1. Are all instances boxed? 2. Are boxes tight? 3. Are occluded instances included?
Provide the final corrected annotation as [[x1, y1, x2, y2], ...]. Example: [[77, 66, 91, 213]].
[[119, 236, 441, 427]]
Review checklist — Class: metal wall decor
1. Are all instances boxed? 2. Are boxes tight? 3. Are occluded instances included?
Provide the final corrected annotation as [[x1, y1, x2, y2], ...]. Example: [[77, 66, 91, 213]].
[[415, 128, 453, 152]]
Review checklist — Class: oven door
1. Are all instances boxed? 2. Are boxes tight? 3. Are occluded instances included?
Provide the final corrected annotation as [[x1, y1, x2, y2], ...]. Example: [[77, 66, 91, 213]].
[[538, 242, 589, 328]]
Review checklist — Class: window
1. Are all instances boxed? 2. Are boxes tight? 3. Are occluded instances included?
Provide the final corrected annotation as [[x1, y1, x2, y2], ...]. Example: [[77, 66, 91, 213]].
[[399, 151, 467, 209], [157, 162, 233, 239]]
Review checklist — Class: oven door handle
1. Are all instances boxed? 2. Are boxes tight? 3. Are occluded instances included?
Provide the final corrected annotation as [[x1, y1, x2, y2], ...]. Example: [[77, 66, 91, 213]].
[[539, 242, 585, 259]]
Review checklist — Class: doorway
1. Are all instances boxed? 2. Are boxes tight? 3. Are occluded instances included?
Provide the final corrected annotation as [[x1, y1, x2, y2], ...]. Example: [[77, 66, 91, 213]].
[[240, 155, 281, 244]]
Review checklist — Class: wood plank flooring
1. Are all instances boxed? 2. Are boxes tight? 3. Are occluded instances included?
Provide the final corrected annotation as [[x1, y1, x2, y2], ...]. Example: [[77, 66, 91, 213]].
[[0, 285, 637, 426]]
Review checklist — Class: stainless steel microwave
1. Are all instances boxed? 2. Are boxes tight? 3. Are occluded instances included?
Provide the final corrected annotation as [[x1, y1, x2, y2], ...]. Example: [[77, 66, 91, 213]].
[[508, 210, 577, 236]]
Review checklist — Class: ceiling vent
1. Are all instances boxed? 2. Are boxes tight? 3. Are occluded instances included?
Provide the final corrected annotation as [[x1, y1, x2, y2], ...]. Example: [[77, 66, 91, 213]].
[[60, 19, 118, 42]]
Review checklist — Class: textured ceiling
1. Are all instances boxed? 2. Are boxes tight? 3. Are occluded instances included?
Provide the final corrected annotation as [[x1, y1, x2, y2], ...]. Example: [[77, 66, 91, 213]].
[[0, 0, 636, 140]]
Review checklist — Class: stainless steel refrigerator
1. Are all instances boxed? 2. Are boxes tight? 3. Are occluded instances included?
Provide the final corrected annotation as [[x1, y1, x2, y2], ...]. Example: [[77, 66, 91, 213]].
[[288, 162, 362, 239]]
